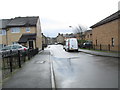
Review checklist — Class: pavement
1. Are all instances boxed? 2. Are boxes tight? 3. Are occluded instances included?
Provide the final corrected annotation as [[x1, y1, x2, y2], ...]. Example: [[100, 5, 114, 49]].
[[78, 49, 119, 58], [2, 50, 52, 88]]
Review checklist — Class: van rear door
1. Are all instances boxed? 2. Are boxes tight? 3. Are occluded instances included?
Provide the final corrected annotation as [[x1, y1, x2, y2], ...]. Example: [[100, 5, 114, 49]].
[[70, 38, 78, 50]]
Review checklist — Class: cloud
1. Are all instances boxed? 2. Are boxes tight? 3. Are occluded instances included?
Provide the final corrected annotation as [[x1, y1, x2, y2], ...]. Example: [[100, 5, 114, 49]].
[[41, 17, 74, 37], [42, 28, 73, 37]]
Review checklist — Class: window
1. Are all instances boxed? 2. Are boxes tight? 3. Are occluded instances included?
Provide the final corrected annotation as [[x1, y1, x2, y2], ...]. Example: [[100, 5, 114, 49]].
[[11, 28, 20, 33], [0, 30, 6, 35], [0, 44, 4, 49], [12, 45, 17, 49], [87, 35, 89, 38], [90, 34, 92, 37], [26, 27, 30, 32], [96, 39, 97, 46], [111, 38, 114, 47], [2, 30, 6, 35]]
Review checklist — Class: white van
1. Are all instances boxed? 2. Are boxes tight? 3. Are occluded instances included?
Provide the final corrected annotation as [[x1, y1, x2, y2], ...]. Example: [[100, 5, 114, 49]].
[[64, 38, 78, 51]]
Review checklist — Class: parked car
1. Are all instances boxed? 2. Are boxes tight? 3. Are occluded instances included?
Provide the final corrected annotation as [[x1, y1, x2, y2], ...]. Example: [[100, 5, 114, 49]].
[[64, 38, 78, 52], [0, 44, 28, 54], [82, 42, 92, 48]]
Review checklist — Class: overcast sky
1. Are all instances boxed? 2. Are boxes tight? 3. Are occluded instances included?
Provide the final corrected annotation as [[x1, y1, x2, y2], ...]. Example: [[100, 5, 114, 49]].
[[0, 0, 119, 37]]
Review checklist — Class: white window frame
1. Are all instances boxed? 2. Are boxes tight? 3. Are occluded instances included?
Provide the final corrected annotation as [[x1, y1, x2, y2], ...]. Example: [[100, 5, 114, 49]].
[[26, 27, 30, 32], [11, 27, 20, 33]]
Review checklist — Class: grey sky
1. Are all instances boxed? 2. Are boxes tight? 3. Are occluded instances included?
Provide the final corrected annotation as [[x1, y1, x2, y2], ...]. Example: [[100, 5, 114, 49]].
[[0, 0, 119, 37]]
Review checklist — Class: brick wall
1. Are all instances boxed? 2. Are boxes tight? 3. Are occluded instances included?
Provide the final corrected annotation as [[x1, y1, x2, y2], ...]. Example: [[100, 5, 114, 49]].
[[92, 19, 119, 51]]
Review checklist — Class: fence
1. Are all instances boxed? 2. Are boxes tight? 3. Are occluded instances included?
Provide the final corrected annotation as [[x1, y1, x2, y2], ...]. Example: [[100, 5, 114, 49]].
[[81, 44, 119, 52], [2, 48, 39, 79]]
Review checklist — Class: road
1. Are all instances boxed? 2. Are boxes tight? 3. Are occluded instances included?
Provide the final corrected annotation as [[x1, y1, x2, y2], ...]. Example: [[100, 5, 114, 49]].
[[49, 45, 118, 88], [2, 45, 118, 89]]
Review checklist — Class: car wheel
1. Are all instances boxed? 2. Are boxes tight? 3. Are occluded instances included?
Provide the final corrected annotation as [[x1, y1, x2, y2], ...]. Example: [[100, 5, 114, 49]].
[[76, 49, 78, 52], [67, 48, 69, 52]]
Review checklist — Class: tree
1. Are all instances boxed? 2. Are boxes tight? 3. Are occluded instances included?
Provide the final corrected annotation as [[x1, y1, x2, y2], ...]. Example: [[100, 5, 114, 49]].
[[74, 25, 87, 40], [74, 25, 83, 34]]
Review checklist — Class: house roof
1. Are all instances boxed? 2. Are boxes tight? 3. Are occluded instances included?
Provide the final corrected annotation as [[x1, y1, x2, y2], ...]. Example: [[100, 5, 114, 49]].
[[7, 16, 39, 27], [90, 10, 120, 28], [84, 30, 92, 34], [63, 34, 76, 38], [18, 33, 36, 43], [0, 16, 39, 29], [0, 19, 11, 29]]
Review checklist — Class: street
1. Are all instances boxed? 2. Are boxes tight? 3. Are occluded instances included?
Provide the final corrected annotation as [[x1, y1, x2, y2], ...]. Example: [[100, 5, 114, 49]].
[[2, 44, 118, 89], [0, 0, 119, 89], [49, 45, 118, 88]]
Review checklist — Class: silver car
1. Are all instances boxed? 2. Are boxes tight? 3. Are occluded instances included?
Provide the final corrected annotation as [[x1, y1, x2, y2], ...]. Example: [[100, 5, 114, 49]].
[[0, 44, 28, 54]]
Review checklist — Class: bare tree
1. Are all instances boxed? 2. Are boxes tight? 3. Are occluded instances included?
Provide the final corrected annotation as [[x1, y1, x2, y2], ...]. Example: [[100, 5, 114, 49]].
[[75, 25, 83, 34], [69, 25, 87, 40], [74, 25, 86, 40]]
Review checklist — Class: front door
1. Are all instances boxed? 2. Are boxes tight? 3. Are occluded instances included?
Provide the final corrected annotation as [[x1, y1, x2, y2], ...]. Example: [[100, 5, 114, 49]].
[[29, 40, 34, 49]]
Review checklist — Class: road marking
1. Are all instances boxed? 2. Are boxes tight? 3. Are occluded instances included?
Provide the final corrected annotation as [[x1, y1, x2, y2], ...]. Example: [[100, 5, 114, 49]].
[[50, 58, 56, 90]]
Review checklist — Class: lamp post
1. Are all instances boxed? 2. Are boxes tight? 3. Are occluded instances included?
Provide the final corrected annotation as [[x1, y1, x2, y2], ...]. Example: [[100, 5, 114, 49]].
[[69, 25, 77, 39]]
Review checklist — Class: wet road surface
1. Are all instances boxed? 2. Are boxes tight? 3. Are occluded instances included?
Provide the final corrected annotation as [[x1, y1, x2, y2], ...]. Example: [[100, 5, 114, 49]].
[[49, 45, 118, 88]]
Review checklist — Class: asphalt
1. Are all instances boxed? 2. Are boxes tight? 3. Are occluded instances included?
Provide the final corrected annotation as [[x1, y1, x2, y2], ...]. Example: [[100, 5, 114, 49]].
[[2, 50, 52, 88], [78, 49, 119, 58], [50, 45, 118, 88]]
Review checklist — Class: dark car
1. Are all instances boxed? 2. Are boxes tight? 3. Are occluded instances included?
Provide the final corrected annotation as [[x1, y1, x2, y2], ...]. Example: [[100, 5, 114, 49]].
[[82, 42, 92, 48]]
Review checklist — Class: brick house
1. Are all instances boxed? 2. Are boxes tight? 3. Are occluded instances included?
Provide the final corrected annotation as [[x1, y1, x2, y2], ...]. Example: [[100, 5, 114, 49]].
[[42, 33, 48, 47], [56, 33, 64, 44], [90, 10, 120, 51], [0, 19, 11, 49], [84, 30, 92, 41], [0, 16, 42, 50], [63, 33, 76, 40]]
